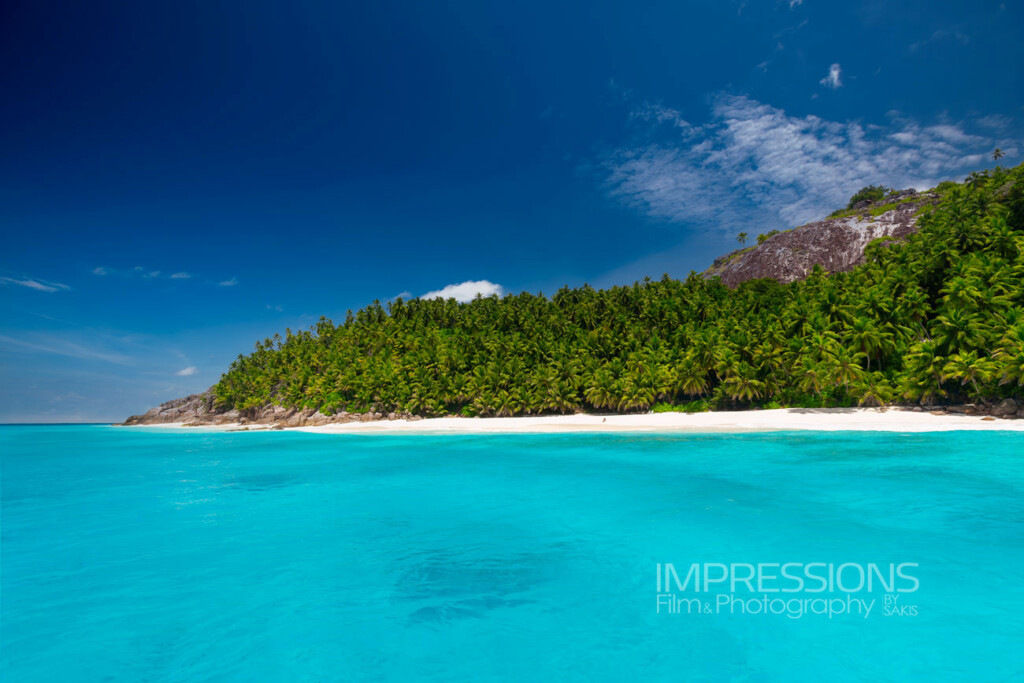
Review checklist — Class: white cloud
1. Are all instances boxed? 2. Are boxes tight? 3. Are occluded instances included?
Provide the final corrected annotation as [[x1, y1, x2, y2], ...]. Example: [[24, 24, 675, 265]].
[[820, 63, 842, 89], [602, 94, 1004, 231], [421, 280, 504, 303], [170, 272, 192, 279], [92, 267, 108, 276], [789, 0, 803, 7], [175, 366, 198, 376], [265, 304, 283, 312], [219, 277, 238, 287], [143, 270, 161, 279], [0, 276, 71, 293]]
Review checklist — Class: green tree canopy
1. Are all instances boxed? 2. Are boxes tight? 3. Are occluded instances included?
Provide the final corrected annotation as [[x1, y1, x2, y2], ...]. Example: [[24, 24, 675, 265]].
[[215, 163, 1024, 417]]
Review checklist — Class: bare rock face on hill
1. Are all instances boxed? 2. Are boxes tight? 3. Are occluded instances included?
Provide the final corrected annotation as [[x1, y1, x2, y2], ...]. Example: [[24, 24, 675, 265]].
[[121, 388, 237, 425], [704, 191, 937, 288]]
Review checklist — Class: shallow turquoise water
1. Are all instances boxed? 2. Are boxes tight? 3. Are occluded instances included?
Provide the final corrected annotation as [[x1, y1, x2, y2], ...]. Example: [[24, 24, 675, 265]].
[[2, 426, 1023, 681]]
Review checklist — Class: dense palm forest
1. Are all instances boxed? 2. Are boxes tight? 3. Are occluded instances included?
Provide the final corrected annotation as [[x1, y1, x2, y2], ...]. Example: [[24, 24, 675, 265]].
[[215, 163, 1024, 417]]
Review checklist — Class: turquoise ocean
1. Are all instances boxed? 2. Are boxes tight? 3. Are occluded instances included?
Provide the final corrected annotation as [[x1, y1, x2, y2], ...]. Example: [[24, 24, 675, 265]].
[[2, 425, 1023, 681]]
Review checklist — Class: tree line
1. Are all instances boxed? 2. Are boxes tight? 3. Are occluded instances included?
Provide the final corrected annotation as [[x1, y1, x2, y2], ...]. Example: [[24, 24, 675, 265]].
[[215, 163, 1024, 417]]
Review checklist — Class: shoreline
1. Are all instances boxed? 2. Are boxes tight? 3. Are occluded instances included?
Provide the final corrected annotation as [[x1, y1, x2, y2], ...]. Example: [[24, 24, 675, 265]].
[[120, 407, 1024, 434]]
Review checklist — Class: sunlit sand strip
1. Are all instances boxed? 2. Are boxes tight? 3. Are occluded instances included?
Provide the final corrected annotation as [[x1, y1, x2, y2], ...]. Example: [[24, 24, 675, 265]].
[[289, 408, 1024, 434], [120, 408, 1024, 434]]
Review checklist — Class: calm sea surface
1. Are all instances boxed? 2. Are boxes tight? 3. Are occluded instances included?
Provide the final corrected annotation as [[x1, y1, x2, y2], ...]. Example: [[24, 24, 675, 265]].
[[2, 425, 1023, 681]]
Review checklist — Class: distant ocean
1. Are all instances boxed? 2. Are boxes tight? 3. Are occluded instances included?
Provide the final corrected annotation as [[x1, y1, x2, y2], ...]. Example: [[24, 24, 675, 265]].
[[2, 426, 1023, 680]]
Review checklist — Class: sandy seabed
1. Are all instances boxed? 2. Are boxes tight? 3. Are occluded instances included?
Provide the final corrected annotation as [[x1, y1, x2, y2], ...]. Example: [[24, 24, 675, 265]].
[[134, 407, 1024, 434]]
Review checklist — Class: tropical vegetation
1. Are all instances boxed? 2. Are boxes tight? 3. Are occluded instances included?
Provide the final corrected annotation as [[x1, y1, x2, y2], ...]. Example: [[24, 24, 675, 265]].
[[215, 163, 1024, 417]]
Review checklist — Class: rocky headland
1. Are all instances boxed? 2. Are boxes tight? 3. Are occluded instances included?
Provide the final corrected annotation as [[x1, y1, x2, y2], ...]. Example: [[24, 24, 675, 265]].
[[121, 388, 424, 428]]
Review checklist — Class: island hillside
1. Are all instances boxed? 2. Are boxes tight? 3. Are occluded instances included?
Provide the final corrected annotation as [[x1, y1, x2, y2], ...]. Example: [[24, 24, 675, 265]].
[[124, 162, 1024, 426]]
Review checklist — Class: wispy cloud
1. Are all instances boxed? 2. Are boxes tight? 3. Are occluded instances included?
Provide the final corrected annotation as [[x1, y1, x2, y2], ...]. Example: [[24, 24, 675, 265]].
[[421, 280, 504, 302], [219, 277, 238, 287], [175, 366, 198, 376], [92, 267, 201, 282], [909, 30, 970, 53], [265, 304, 283, 312], [0, 276, 71, 293], [976, 115, 1011, 132], [0, 334, 132, 364], [601, 93, 1006, 231], [819, 63, 842, 89], [49, 391, 88, 404], [630, 102, 690, 128]]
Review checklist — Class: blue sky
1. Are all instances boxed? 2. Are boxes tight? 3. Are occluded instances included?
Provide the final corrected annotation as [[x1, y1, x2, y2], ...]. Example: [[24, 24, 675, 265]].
[[1, 0, 1021, 422]]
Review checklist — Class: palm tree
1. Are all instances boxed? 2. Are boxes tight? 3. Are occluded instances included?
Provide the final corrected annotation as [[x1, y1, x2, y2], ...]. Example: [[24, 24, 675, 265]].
[[675, 365, 707, 399], [986, 215, 1021, 260], [942, 351, 997, 399], [845, 317, 889, 371], [993, 322, 1024, 388], [584, 369, 619, 410], [807, 330, 840, 363], [618, 372, 657, 412], [996, 345, 1024, 388], [851, 374, 894, 407], [993, 148, 1004, 161], [721, 364, 765, 403], [794, 358, 827, 398], [902, 341, 947, 405], [829, 346, 867, 392], [737, 232, 749, 246], [896, 287, 931, 340], [932, 308, 987, 355]]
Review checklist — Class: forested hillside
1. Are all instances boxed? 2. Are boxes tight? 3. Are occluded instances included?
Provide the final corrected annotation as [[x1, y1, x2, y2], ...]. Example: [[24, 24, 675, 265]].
[[211, 163, 1024, 418]]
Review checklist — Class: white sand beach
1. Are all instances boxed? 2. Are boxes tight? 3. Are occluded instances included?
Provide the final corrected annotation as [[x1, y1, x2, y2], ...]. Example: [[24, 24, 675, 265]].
[[132, 407, 1024, 434], [295, 408, 1024, 434]]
